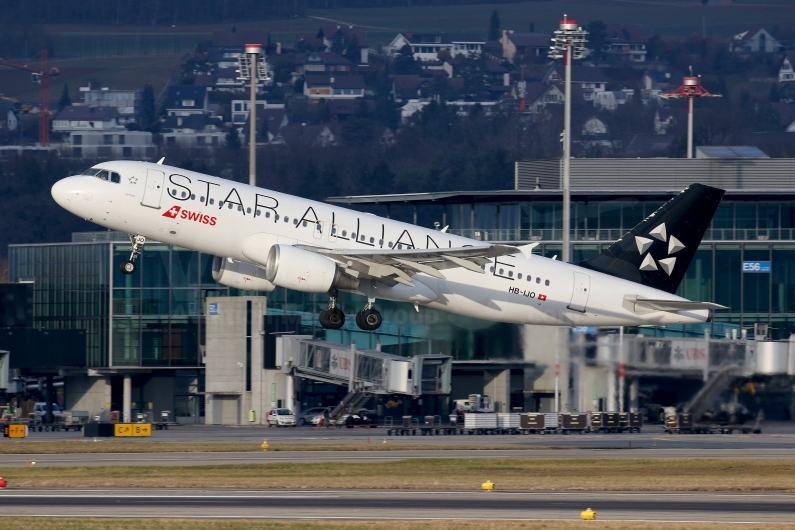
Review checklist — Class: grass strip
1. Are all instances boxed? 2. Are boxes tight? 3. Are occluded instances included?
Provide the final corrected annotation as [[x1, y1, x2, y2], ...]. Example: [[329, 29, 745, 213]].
[[0, 520, 792, 530], [1, 458, 795, 491], [0, 442, 576, 454]]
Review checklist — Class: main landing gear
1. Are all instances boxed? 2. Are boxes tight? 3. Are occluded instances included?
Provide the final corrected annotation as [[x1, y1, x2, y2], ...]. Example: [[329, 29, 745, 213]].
[[355, 299, 382, 331], [319, 290, 345, 330], [120, 234, 145, 275], [319, 292, 383, 331]]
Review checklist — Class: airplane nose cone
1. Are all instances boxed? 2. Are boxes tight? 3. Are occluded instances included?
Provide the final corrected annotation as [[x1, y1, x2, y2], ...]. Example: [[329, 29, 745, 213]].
[[51, 177, 77, 208]]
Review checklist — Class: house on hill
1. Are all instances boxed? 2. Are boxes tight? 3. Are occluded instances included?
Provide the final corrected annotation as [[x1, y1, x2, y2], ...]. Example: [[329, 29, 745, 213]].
[[731, 28, 782, 53], [603, 24, 648, 62], [543, 65, 607, 101], [498, 31, 549, 62], [779, 54, 795, 82], [384, 33, 485, 61], [304, 75, 365, 101], [164, 86, 209, 117]]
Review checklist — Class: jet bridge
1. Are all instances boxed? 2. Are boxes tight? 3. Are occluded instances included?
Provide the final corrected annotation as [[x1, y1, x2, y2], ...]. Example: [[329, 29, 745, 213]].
[[276, 336, 452, 397]]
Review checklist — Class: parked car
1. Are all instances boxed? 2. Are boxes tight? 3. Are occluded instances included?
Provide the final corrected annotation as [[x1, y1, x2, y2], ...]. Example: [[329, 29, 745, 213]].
[[267, 408, 296, 427], [298, 407, 330, 425]]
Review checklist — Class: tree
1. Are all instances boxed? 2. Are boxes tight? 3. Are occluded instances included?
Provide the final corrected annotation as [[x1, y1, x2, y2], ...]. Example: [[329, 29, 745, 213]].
[[344, 35, 360, 64], [139, 84, 156, 131], [58, 83, 72, 110], [587, 21, 608, 65], [393, 44, 419, 75], [488, 9, 501, 41], [225, 127, 241, 150]]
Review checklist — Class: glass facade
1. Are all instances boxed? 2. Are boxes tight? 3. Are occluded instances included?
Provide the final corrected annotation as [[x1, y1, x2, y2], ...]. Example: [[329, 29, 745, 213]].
[[443, 199, 795, 244]]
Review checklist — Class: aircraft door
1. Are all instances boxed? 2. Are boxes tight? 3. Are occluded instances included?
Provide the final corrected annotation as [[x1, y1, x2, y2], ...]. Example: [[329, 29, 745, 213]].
[[141, 169, 165, 209], [567, 272, 591, 313]]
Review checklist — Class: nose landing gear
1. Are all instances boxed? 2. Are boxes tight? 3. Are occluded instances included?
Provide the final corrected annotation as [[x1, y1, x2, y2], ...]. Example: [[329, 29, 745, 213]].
[[120, 234, 146, 275], [355, 299, 382, 331], [319, 290, 345, 330]]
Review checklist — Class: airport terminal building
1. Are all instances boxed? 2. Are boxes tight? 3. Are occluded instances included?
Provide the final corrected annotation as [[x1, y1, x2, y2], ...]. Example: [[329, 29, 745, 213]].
[[6, 154, 795, 421]]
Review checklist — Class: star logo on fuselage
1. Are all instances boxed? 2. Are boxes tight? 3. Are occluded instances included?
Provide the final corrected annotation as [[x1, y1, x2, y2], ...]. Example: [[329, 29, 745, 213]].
[[634, 222, 684, 276], [128, 176, 138, 184]]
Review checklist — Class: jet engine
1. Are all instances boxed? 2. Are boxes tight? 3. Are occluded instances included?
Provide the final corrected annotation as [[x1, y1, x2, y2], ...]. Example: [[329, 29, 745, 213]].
[[265, 244, 359, 293], [212, 256, 275, 292]]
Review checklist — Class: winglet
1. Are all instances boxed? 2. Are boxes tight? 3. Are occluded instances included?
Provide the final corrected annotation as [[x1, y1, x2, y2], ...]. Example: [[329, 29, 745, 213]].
[[157, 157, 165, 165], [516, 243, 539, 259]]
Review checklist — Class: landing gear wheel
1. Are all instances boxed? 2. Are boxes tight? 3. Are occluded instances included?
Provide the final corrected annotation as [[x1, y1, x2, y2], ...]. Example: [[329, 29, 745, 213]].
[[320, 307, 345, 330], [356, 307, 382, 331], [120, 260, 136, 275]]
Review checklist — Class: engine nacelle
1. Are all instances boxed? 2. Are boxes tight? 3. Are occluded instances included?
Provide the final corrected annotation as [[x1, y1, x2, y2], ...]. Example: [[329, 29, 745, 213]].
[[212, 256, 275, 292], [265, 244, 358, 293]]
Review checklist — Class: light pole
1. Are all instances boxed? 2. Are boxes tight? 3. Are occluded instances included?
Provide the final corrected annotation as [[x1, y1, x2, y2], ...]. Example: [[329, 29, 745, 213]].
[[237, 44, 272, 187], [550, 15, 587, 263], [660, 69, 720, 159]]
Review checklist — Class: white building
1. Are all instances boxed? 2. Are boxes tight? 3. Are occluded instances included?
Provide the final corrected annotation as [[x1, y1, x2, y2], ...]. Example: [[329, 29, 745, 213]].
[[731, 28, 782, 53], [61, 130, 154, 159], [161, 115, 226, 149], [593, 89, 635, 111], [77, 84, 140, 116], [304, 75, 365, 101], [384, 33, 485, 62], [52, 106, 122, 133], [779, 55, 795, 82]]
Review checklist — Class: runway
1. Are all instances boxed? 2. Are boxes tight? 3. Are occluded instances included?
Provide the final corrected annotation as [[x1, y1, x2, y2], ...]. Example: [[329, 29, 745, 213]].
[[1, 447, 795, 467], [0, 489, 792, 522]]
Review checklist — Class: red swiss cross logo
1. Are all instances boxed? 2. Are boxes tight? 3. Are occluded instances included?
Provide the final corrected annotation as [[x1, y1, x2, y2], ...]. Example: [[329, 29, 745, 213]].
[[163, 205, 181, 219], [538, 294, 547, 301]]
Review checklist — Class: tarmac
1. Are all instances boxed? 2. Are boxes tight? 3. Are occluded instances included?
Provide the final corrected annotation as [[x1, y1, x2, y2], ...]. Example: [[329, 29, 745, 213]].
[[0, 489, 793, 522]]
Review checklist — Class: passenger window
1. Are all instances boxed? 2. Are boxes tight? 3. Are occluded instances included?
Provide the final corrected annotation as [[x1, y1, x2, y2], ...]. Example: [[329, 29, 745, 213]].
[[302, 220, 307, 227], [342, 230, 347, 237], [209, 199, 215, 205], [247, 208, 251, 214], [228, 203, 233, 210], [508, 271, 513, 277], [545, 280, 550, 286], [388, 242, 393, 248], [265, 212, 270, 218], [284, 217, 289, 223], [499, 269, 504, 275], [360, 235, 365, 241], [200, 196, 205, 202], [352, 233, 357, 239], [378, 239, 383, 245], [275, 214, 280, 221], [331, 227, 337, 234], [527, 276, 531, 282], [111, 172, 121, 183], [518, 273, 522, 279], [490, 267, 494, 272], [191, 194, 196, 200], [181, 191, 187, 198], [536, 277, 541, 284]]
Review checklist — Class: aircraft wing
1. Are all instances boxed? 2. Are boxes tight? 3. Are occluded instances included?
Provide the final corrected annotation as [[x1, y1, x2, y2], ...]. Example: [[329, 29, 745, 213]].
[[296, 243, 536, 286], [628, 297, 727, 312]]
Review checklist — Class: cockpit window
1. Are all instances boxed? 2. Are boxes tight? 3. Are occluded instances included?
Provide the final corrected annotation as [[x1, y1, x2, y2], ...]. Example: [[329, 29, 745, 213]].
[[82, 168, 121, 183]]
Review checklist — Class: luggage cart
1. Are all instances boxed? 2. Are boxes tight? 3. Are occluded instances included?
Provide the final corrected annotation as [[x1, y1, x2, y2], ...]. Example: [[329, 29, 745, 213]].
[[559, 413, 589, 434], [419, 415, 442, 435]]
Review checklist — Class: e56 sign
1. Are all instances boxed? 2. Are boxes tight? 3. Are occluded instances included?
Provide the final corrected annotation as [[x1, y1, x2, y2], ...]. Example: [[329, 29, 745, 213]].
[[742, 261, 771, 273]]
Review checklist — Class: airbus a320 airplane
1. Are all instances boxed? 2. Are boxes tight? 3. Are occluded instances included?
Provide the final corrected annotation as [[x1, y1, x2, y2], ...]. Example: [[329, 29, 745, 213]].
[[51, 160, 726, 331]]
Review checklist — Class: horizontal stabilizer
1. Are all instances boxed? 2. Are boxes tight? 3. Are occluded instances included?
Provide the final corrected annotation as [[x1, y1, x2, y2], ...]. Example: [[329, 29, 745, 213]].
[[626, 296, 727, 313]]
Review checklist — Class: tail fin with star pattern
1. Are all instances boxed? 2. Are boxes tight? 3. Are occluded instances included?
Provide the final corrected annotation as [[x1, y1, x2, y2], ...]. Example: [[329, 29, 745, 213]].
[[578, 184, 725, 294]]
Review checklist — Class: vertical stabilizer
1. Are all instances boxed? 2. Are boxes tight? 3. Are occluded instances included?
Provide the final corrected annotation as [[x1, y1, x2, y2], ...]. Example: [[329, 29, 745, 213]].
[[578, 184, 724, 293]]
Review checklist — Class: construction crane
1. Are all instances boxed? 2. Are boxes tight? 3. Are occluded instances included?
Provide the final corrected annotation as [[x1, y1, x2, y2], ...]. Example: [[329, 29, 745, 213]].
[[0, 50, 59, 146]]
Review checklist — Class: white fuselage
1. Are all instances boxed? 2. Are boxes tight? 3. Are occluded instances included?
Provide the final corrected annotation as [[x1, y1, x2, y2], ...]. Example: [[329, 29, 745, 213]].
[[51, 160, 709, 327]]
